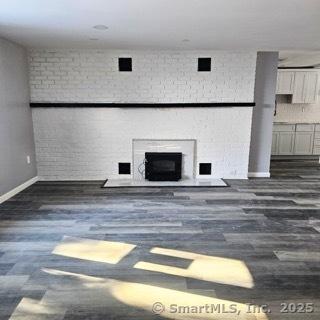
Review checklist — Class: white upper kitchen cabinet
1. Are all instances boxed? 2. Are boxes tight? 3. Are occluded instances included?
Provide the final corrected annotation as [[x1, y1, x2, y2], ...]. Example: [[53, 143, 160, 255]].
[[276, 71, 295, 94], [304, 72, 319, 103], [292, 71, 318, 104]]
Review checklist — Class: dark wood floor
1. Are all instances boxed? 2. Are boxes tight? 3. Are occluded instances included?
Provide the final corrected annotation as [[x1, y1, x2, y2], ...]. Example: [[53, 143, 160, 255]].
[[0, 160, 320, 320]]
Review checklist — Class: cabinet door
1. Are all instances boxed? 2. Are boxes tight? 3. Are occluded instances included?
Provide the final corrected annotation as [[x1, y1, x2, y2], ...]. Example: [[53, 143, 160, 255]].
[[313, 146, 320, 155], [278, 132, 295, 155], [304, 72, 318, 104], [271, 132, 279, 155], [313, 138, 320, 155], [292, 72, 306, 103], [294, 132, 314, 155], [276, 72, 295, 94], [292, 71, 319, 104]]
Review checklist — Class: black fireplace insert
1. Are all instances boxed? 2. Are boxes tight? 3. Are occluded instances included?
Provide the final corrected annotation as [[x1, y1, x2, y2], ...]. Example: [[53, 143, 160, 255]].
[[145, 152, 182, 181]]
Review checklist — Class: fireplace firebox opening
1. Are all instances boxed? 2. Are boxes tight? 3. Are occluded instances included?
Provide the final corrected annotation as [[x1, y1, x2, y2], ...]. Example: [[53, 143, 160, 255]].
[[145, 152, 182, 181]]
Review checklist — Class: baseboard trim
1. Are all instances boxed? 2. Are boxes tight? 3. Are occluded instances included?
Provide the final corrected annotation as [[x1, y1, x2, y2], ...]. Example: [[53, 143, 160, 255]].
[[0, 176, 39, 204], [248, 172, 270, 178]]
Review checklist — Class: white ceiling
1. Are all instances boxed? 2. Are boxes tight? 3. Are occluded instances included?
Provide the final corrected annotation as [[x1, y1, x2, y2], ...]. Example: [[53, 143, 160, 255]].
[[279, 51, 320, 68], [0, 0, 319, 50]]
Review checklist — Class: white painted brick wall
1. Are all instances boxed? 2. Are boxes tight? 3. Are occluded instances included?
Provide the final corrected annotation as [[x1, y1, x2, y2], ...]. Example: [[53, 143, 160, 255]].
[[32, 107, 253, 180], [29, 49, 256, 180], [29, 49, 256, 103]]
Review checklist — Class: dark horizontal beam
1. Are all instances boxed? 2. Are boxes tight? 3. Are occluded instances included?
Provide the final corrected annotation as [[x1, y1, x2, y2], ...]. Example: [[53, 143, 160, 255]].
[[30, 102, 255, 108], [278, 66, 315, 69]]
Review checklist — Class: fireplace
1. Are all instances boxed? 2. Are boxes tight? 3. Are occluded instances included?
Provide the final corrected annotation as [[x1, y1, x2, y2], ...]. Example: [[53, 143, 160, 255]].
[[145, 152, 182, 181]]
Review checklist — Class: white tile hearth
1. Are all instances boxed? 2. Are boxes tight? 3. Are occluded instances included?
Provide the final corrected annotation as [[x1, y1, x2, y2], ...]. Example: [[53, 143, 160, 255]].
[[103, 178, 227, 188]]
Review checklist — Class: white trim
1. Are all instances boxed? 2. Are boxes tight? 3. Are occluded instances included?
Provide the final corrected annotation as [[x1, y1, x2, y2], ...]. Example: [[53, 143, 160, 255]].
[[0, 176, 39, 204], [248, 172, 270, 178]]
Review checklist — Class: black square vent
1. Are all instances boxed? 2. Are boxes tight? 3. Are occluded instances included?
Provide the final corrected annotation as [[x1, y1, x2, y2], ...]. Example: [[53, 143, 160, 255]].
[[118, 57, 132, 72], [199, 163, 212, 175], [198, 57, 211, 72], [118, 162, 131, 174]]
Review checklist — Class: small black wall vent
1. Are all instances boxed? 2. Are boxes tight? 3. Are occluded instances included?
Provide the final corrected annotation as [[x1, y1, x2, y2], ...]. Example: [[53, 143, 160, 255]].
[[118, 162, 131, 174], [199, 163, 212, 175], [198, 57, 211, 72], [118, 57, 132, 72]]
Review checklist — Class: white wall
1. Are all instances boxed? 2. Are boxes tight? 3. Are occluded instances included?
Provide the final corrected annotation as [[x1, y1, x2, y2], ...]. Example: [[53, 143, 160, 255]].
[[274, 92, 320, 123], [0, 38, 37, 195], [29, 49, 256, 180], [29, 49, 256, 103]]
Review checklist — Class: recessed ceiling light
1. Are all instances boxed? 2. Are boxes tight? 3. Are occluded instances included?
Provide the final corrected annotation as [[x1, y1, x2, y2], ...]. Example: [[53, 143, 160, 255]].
[[93, 25, 108, 30]]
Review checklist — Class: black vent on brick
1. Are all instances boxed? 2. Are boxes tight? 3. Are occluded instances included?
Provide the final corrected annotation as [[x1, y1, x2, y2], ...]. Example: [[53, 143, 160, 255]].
[[198, 57, 211, 72], [199, 163, 212, 175], [118, 57, 132, 72], [118, 163, 131, 174]]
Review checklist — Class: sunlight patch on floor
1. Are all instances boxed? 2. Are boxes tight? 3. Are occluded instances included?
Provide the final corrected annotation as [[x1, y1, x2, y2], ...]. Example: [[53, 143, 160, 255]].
[[42, 268, 268, 320], [134, 247, 254, 288], [52, 236, 136, 264], [9, 297, 66, 319], [47, 238, 266, 318]]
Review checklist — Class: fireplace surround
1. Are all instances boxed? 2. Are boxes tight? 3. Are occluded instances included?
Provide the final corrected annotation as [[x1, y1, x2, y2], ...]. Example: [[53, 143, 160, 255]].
[[145, 152, 182, 181]]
